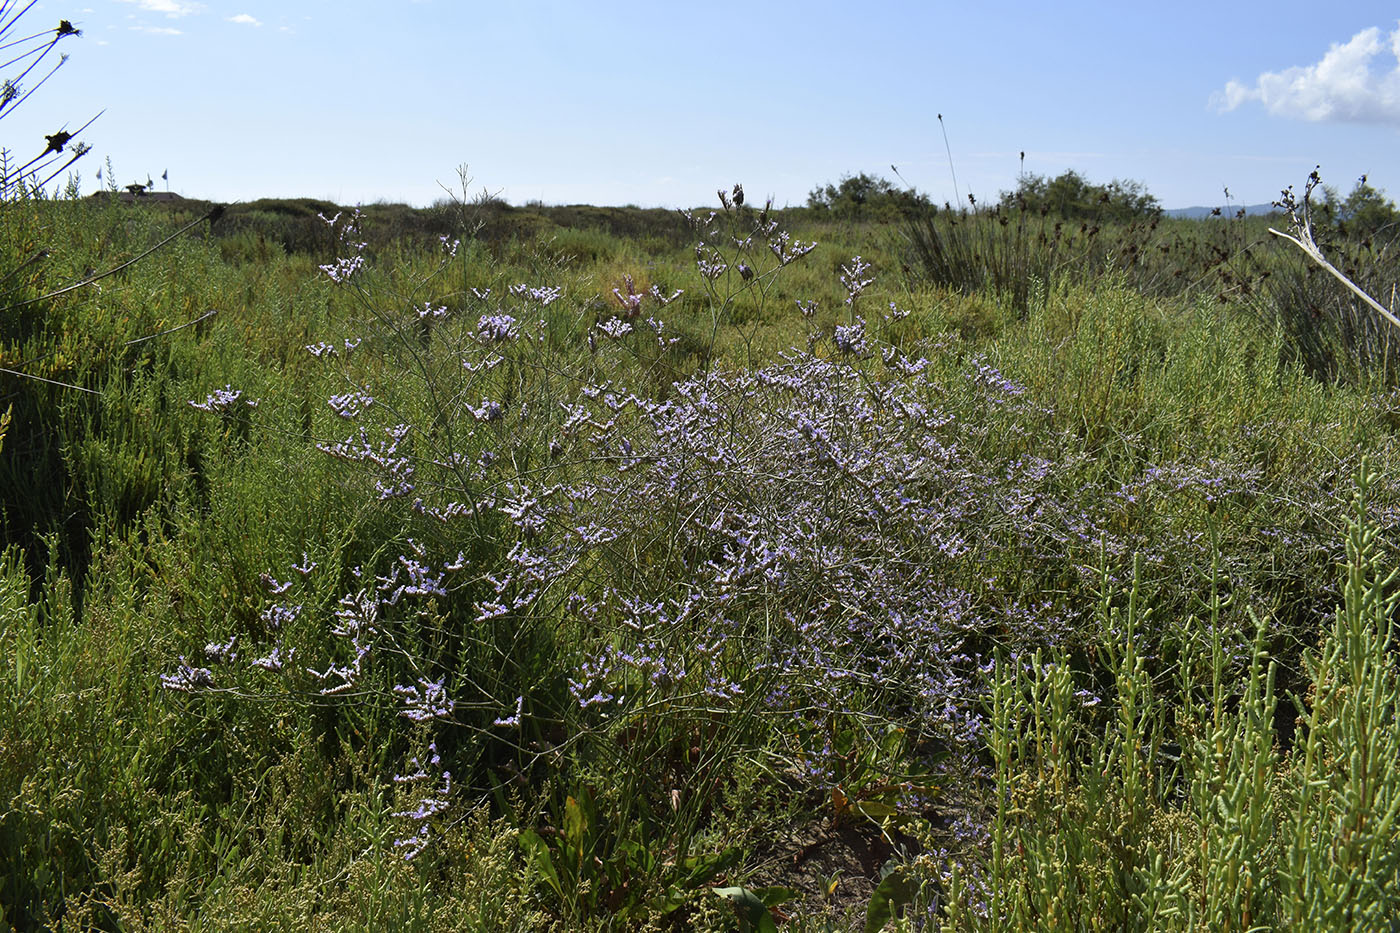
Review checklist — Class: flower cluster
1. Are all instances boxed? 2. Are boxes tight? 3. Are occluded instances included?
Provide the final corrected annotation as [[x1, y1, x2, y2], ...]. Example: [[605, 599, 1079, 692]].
[[508, 283, 563, 306], [189, 385, 257, 413], [391, 742, 452, 860], [475, 312, 519, 344], [833, 319, 868, 355], [394, 677, 454, 721], [328, 389, 375, 419], [160, 658, 215, 692], [840, 255, 875, 305], [318, 208, 367, 283]]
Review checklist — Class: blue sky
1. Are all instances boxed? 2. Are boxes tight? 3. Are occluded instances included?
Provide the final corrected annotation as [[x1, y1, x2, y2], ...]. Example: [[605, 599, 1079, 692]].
[[8, 1, 1400, 209]]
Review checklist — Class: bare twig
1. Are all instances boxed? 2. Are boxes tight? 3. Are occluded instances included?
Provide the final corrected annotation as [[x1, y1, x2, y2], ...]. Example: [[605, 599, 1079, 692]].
[[1270, 175, 1400, 333], [123, 306, 217, 346], [0, 363, 100, 393], [1268, 226, 1400, 332]]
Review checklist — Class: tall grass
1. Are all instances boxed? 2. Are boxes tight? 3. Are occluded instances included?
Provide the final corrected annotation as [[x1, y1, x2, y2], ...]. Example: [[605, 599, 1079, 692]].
[[900, 173, 1400, 390], [897, 199, 1273, 315]]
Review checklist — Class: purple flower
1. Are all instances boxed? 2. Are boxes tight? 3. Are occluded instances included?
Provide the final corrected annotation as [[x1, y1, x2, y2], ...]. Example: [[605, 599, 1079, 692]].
[[649, 285, 683, 305], [770, 231, 818, 265], [319, 254, 364, 283], [833, 319, 868, 355], [160, 658, 215, 692], [884, 301, 910, 322], [261, 603, 300, 629], [597, 318, 633, 339], [839, 255, 874, 305], [695, 242, 728, 280], [613, 274, 644, 315], [189, 385, 257, 413], [250, 643, 293, 672], [394, 677, 453, 721], [328, 389, 375, 419], [509, 283, 564, 306], [470, 399, 504, 422], [493, 696, 524, 727], [204, 635, 237, 664], [966, 357, 1025, 398], [476, 312, 519, 343]]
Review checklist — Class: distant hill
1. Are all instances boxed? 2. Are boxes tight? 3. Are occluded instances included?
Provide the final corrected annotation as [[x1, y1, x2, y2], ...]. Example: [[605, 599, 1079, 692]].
[[88, 190, 184, 202], [1165, 203, 1280, 220]]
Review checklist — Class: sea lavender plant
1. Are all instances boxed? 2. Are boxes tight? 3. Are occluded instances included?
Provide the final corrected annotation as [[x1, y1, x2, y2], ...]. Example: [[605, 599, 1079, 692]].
[[168, 185, 1332, 915]]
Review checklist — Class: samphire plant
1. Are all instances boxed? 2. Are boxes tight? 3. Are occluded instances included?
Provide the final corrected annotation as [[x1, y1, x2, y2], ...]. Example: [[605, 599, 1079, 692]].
[[927, 459, 1400, 931]]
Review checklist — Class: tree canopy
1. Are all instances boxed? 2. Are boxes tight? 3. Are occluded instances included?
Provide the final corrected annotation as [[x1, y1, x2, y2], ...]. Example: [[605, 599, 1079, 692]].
[[806, 173, 931, 220], [1333, 177, 1400, 241], [999, 170, 1161, 223]]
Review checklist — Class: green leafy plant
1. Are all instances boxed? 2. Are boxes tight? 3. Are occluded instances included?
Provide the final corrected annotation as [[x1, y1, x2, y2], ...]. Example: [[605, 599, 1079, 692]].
[[518, 785, 742, 924], [712, 884, 798, 933]]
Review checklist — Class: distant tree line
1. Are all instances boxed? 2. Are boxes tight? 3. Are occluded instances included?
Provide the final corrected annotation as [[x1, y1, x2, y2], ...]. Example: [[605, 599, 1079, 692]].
[[806, 169, 1164, 223], [805, 173, 932, 220], [998, 170, 1161, 222]]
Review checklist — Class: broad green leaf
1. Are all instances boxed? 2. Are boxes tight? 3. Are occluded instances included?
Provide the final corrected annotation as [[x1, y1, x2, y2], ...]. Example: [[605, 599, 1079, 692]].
[[865, 867, 915, 933]]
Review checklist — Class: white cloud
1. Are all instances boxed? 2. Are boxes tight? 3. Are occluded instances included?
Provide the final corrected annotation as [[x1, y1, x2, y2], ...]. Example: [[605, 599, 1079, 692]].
[[116, 0, 202, 18], [1214, 23, 1400, 125], [227, 13, 261, 26], [129, 24, 182, 34]]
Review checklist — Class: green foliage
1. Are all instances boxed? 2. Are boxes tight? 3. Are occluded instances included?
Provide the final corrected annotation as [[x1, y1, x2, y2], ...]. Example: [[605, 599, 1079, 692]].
[[1281, 460, 1400, 928], [0, 192, 223, 593], [899, 169, 1164, 316], [1001, 169, 1162, 223], [712, 884, 796, 933], [2, 178, 1399, 931], [942, 556, 1187, 930], [898, 200, 1237, 316], [1329, 175, 1400, 243], [806, 173, 931, 221]]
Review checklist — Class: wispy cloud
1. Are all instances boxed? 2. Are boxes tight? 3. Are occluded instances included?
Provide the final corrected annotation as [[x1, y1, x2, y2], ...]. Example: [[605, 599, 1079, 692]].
[[129, 24, 182, 35], [1214, 23, 1400, 125], [227, 13, 261, 26], [116, 0, 202, 17]]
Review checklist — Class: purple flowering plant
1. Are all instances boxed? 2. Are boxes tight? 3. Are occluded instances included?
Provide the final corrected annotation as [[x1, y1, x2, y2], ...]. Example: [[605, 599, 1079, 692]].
[[153, 180, 1399, 928], [170, 187, 1103, 874]]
